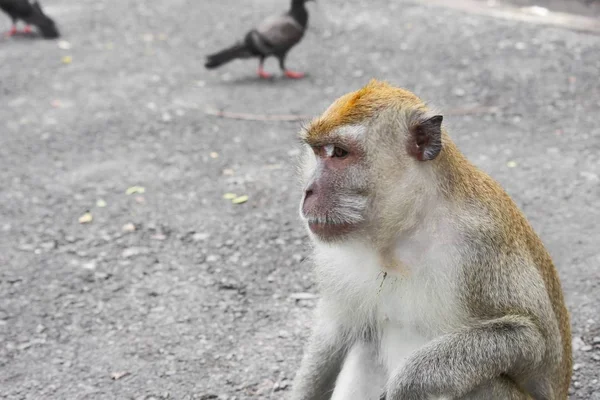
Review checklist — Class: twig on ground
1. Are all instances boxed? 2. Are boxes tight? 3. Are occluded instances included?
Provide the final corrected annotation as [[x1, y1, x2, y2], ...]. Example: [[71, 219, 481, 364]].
[[205, 108, 310, 122], [204, 105, 500, 123]]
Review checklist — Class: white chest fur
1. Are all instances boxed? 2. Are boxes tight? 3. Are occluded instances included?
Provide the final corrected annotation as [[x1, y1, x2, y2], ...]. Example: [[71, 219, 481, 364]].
[[315, 232, 465, 376]]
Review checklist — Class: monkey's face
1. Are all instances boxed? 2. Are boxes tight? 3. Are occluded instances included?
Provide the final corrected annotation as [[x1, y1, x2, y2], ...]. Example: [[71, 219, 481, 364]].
[[299, 132, 370, 242], [299, 80, 444, 243]]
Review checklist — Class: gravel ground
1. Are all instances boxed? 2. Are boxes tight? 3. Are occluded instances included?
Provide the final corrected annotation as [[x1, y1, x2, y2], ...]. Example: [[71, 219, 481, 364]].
[[0, 0, 599, 399]]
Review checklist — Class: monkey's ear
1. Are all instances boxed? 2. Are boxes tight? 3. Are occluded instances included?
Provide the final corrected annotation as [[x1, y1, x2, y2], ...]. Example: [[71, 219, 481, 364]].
[[409, 115, 443, 161]]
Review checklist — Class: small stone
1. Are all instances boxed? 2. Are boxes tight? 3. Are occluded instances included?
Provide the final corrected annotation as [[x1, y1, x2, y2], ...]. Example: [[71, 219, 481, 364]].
[[57, 40, 71, 50], [18, 342, 32, 350], [94, 272, 110, 280], [82, 261, 96, 270], [581, 345, 593, 352], [573, 363, 582, 371], [110, 371, 131, 380], [573, 337, 585, 351], [289, 292, 318, 301], [573, 381, 582, 388], [36, 324, 46, 333], [121, 247, 149, 258], [274, 381, 289, 391], [515, 42, 527, 50], [593, 336, 600, 344], [592, 354, 600, 362], [122, 223, 136, 233], [452, 88, 466, 97], [278, 330, 289, 338], [192, 232, 210, 242], [206, 254, 220, 263]]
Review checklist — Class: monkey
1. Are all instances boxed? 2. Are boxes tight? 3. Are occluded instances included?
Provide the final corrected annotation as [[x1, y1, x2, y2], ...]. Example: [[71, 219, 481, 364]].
[[290, 80, 572, 400]]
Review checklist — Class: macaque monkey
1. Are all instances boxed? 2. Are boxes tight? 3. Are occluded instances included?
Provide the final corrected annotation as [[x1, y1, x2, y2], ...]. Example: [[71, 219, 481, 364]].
[[291, 80, 572, 400]]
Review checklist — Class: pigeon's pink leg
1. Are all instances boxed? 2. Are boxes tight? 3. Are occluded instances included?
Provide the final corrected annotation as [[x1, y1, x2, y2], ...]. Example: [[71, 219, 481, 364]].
[[23, 25, 32, 33], [284, 70, 305, 79], [5, 25, 17, 36], [257, 58, 272, 79], [258, 65, 272, 79]]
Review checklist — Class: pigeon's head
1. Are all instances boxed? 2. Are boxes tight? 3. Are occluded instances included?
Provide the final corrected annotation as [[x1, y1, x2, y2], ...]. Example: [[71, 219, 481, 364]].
[[30, 1, 60, 39]]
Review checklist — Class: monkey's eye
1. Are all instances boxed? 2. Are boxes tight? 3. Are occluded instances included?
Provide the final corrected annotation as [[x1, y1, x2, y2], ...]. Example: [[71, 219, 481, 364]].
[[322, 144, 349, 159], [332, 146, 348, 158]]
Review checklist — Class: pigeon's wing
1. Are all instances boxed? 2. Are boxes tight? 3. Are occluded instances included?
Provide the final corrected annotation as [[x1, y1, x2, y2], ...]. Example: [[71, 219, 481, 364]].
[[253, 14, 305, 54], [0, 0, 34, 18]]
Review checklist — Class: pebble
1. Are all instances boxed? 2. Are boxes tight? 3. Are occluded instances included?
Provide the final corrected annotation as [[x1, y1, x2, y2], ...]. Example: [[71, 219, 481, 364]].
[[581, 345, 593, 352], [453, 88, 466, 97], [289, 292, 318, 301], [572, 337, 586, 351], [122, 223, 136, 232], [592, 336, 600, 344], [192, 232, 210, 242], [82, 261, 96, 270], [121, 247, 149, 258], [206, 254, 220, 263]]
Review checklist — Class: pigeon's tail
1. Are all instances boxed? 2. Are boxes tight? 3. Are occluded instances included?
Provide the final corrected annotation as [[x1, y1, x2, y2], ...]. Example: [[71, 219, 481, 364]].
[[205, 42, 252, 69], [37, 19, 59, 38]]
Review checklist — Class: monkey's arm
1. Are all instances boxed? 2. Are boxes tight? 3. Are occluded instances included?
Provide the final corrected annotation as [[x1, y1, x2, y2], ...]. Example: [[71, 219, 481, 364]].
[[385, 315, 546, 400], [290, 310, 349, 400]]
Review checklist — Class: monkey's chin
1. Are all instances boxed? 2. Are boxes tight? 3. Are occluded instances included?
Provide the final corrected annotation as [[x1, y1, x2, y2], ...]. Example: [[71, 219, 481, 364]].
[[307, 221, 357, 240]]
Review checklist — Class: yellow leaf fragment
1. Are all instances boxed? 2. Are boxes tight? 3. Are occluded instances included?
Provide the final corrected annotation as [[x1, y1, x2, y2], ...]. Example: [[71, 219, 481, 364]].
[[78, 211, 93, 224], [96, 199, 107, 208], [507, 161, 518, 168], [232, 195, 248, 204], [223, 193, 237, 200], [61, 55, 72, 64], [209, 152, 219, 159], [126, 186, 145, 195]]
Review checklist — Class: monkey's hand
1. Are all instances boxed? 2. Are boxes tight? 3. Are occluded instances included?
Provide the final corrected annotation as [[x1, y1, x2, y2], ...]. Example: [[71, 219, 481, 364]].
[[384, 315, 546, 400]]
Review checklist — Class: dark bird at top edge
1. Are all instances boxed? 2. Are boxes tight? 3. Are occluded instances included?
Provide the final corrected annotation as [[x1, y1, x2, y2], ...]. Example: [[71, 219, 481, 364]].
[[205, 0, 314, 79], [0, 0, 59, 39]]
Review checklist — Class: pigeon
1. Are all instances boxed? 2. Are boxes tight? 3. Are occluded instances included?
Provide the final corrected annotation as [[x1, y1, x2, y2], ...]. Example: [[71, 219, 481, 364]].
[[205, 0, 313, 79], [0, 0, 59, 39]]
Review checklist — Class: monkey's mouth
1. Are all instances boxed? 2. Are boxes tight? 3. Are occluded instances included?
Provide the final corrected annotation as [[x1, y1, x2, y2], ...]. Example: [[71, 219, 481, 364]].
[[306, 218, 358, 238]]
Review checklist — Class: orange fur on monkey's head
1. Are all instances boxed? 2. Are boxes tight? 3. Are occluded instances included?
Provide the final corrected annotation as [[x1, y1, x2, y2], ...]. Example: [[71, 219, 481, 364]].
[[305, 79, 428, 141]]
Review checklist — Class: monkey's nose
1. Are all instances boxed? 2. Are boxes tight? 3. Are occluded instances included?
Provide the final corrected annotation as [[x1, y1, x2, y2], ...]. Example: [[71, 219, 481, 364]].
[[305, 188, 314, 199]]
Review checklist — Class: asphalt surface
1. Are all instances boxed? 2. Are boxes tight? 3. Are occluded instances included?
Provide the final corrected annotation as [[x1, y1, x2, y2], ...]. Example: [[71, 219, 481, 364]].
[[0, 0, 599, 399]]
